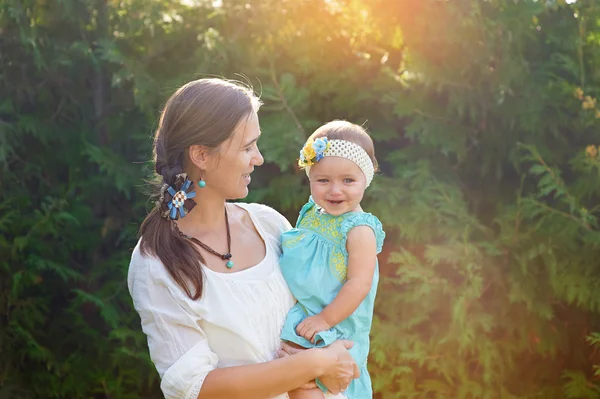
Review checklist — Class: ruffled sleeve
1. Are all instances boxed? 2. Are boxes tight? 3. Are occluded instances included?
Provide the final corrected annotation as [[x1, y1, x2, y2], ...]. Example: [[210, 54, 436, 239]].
[[340, 212, 386, 256], [127, 242, 218, 399]]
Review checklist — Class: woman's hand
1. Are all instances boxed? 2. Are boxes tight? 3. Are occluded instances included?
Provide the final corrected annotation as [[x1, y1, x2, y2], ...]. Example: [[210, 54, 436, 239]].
[[279, 340, 358, 394], [277, 343, 319, 390], [317, 340, 359, 394]]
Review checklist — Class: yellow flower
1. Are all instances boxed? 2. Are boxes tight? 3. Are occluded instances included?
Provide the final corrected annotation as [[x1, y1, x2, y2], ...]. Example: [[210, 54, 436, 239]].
[[302, 141, 316, 160], [595, 109, 600, 119], [574, 87, 584, 100], [585, 145, 598, 158], [298, 159, 313, 168]]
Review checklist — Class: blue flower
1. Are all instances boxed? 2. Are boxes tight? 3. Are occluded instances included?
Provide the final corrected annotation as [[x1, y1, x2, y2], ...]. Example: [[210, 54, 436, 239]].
[[316, 152, 324, 162], [166, 178, 196, 219], [312, 137, 328, 153]]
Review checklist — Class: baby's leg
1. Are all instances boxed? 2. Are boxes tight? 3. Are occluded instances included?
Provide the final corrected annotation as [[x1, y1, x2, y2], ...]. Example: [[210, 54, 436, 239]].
[[288, 387, 325, 399]]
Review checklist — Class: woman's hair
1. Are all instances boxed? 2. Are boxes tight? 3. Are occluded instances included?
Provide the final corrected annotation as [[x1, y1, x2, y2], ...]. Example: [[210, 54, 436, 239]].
[[139, 78, 261, 300], [308, 120, 379, 172]]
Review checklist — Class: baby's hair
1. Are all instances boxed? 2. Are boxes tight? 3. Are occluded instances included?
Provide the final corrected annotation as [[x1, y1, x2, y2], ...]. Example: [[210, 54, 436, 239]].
[[308, 120, 379, 172]]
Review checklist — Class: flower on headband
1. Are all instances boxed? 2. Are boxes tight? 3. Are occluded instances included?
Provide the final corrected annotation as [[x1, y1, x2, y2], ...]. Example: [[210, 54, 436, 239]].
[[313, 137, 329, 153], [298, 150, 307, 166], [303, 140, 317, 160], [298, 137, 330, 168]]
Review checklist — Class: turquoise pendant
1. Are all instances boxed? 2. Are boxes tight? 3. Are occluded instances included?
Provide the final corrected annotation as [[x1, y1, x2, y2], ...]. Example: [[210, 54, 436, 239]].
[[198, 179, 206, 188], [226, 260, 234, 269]]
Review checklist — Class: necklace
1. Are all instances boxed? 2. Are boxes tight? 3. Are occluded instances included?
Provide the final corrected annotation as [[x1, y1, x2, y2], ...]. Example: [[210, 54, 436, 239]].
[[174, 207, 235, 269]]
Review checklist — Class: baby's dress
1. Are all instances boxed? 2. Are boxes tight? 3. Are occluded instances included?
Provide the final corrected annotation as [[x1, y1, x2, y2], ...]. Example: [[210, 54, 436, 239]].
[[280, 197, 385, 399]]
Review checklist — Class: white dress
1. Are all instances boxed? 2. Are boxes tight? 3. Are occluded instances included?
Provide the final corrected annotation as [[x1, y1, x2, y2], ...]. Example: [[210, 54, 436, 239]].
[[128, 202, 347, 399]]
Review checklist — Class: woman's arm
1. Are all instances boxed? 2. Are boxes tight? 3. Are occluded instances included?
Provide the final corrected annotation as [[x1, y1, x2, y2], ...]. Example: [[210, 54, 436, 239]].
[[199, 340, 356, 399], [296, 226, 377, 341], [129, 248, 356, 399]]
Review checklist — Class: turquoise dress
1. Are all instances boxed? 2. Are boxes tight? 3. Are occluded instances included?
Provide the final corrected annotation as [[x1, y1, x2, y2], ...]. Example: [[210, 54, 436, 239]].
[[279, 197, 385, 399]]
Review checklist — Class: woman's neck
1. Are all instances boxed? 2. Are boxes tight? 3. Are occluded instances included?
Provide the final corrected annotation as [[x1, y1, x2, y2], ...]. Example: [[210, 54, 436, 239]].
[[176, 189, 228, 234]]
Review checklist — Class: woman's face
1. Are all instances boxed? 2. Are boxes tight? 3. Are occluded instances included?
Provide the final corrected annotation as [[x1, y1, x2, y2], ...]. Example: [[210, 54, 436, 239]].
[[201, 112, 264, 200]]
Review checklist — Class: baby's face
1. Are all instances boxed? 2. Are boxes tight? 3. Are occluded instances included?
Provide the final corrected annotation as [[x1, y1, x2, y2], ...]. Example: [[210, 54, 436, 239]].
[[308, 157, 366, 216]]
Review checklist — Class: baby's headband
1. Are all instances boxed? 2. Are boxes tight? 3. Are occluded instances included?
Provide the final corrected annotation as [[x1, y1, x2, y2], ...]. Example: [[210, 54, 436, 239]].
[[298, 137, 375, 187]]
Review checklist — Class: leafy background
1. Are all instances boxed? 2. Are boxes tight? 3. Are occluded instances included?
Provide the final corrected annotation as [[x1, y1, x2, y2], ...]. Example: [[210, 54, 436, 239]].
[[1, 0, 599, 398]]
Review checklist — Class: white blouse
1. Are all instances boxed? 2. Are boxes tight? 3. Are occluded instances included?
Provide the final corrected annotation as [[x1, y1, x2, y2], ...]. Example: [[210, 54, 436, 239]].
[[128, 203, 346, 399]]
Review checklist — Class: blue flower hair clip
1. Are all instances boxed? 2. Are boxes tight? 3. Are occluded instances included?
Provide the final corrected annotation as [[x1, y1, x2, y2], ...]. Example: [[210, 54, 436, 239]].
[[159, 174, 197, 220]]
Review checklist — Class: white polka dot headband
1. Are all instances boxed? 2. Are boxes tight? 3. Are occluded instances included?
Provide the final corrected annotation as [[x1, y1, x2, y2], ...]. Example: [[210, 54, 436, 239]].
[[298, 137, 375, 187]]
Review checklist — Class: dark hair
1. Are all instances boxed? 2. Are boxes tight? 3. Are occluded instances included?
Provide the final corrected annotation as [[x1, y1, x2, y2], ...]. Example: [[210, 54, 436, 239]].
[[139, 78, 261, 300], [308, 120, 379, 172]]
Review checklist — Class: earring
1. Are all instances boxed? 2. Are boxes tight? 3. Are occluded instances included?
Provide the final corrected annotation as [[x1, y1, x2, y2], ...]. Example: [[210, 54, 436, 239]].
[[198, 178, 206, 188]]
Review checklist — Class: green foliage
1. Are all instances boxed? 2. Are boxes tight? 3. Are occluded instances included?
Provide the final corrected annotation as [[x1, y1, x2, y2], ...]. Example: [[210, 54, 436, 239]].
[[0, 0, 158, 396], [1, 0, 600, 398]]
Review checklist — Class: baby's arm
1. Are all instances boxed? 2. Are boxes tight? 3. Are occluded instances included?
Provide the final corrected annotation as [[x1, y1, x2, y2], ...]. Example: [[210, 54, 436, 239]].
[[296, 226, 377, 343]]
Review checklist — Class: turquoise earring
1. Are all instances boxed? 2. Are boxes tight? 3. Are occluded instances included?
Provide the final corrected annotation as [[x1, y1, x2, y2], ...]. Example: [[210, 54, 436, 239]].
[[198, 178, 206, 188]]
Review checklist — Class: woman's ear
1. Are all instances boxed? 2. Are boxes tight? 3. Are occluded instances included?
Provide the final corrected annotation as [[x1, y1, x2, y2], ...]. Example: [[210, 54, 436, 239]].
[[188, 145, 211, 170]]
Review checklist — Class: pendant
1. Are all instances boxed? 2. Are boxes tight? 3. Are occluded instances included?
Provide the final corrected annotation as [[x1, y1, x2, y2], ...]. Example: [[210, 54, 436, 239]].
[[226, 260, 234, 269]]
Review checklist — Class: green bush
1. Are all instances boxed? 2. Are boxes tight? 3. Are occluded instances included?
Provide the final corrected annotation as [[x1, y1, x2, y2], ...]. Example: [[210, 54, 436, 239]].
[[1, 0, 598, 397]]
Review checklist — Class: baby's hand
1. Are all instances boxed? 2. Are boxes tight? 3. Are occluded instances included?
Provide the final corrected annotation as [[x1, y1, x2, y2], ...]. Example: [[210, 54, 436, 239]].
[[296, 315, 331, 343]]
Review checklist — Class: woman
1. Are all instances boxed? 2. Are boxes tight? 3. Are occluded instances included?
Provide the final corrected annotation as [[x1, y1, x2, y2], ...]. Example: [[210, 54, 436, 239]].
[[127, 78, 359, 399]]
